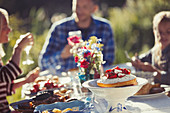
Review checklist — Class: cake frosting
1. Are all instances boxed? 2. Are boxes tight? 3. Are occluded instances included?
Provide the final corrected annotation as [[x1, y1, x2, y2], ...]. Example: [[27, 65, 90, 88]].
[[97, 66, 137, 87]]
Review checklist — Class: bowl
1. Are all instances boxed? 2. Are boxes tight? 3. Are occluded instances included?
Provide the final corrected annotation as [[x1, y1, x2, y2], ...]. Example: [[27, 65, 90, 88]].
[[82, 77, 148, 113]]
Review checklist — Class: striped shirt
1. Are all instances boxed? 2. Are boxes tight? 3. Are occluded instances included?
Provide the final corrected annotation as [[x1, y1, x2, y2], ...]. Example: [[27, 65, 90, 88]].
[[38, 15, 115, 75], [0, 60, 22, 113]]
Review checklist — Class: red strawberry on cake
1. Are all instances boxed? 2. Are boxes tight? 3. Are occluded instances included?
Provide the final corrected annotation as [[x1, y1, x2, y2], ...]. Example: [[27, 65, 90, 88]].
[[97, 66, 137, 87]]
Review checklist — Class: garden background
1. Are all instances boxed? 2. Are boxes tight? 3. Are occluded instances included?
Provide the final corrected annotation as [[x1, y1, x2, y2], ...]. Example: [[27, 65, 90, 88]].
[[0, 0, 169, 103]]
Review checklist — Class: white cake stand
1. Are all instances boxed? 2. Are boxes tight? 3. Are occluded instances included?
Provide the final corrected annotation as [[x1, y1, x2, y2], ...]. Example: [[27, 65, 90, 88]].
[[82, 77, 148, 113]]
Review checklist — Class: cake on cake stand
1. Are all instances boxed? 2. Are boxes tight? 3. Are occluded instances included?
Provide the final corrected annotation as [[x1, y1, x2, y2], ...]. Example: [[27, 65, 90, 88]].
[[82, 77, 148, 113]]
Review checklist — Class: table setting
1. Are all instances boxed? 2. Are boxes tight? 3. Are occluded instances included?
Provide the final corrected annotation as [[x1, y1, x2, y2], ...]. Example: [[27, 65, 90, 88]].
[[10, 36, 170, 113], [16, 64, 170, 113]]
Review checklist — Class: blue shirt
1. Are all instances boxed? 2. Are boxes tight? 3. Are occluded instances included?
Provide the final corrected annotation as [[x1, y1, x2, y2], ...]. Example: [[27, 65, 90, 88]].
[[38, 16, 115, 75]]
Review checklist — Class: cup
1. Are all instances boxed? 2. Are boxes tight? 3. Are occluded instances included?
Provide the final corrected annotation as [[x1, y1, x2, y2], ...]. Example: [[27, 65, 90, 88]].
[[68, 30, 82, 37]]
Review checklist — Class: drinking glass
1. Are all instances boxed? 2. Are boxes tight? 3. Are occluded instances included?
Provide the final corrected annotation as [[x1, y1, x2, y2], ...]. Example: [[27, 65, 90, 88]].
[[68, 30, 82, 38], [22, 45, 34, 65], [22, 35, 34, 65], [67, 70, 82, 97]]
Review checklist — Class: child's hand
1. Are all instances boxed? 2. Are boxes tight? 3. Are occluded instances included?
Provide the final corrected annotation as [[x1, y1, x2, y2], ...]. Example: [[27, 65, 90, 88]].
[[25, 67, 40, 83], [15, 32, 34, 50]]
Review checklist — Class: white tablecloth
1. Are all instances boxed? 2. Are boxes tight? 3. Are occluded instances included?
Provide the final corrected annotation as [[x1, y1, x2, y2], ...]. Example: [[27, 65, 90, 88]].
[[93, 94, 170, 113], [127, 95, 170, 113]]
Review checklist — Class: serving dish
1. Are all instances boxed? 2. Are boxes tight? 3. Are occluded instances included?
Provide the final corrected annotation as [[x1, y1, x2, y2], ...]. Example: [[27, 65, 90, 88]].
[[82, 77, 148, 113], [33, 100, 86, 113], [10, 91, 70, 112], [131, 86, 170, 99]]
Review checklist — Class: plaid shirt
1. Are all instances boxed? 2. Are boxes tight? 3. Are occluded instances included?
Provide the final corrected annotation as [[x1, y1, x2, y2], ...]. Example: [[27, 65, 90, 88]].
[[38, 16, 115, 75]]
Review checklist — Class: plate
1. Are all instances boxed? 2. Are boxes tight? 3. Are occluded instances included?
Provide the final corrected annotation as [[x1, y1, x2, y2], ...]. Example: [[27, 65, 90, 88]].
[[10, 99, 34, 112], [23, 76, 72, 97], [33, 100, 88, 113], [130, 87, 170, 99]]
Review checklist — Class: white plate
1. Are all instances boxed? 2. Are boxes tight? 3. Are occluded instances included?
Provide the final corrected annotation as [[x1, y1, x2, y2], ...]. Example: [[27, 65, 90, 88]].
[[130, 87, 170, 99]]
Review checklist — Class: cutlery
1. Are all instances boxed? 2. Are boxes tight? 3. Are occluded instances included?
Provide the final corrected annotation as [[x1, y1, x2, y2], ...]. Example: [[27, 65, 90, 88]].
[[124, 50, 132, 61]]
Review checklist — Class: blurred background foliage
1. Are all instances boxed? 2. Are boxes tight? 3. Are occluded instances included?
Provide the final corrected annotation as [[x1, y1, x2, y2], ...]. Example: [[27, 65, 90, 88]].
[[0, 0, 169, 102], [109, 0, 170, 64]]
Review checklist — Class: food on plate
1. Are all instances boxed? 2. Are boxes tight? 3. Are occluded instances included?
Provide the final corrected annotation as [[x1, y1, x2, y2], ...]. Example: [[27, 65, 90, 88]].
[[42, 110, 49, 113], [135, 83, 165, 95], [53, 76, 59, 82], [33, 100, 85, 113], [62, 108, 73, 112], [34, 75, 59, 84], [52, 108, 62, 113], [17, 101, 33, 110], [97, 66, 137, 87], [32, 92, 70, 107], [60, 87, 68, 93], [42, 108, 75, 113], [53, 88, 73, 97], [30, 79, 65, 94], [11, 91, 71, 112], [149, 87, 165, 94], [135, 83, 152, 95]]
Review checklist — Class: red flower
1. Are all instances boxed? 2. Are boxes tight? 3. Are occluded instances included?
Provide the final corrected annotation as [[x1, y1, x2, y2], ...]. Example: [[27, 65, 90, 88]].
[[75, 56, 79, 63], [81, 46, 87, 49], [84, 51, 91, 58], [91, 53, 94, 57], [67, 36, 81, 46], [80, 60, 89, 68]]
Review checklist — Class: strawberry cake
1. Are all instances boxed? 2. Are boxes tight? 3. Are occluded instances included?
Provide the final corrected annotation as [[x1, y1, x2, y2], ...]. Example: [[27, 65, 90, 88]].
[[97, 66, 137, 87]]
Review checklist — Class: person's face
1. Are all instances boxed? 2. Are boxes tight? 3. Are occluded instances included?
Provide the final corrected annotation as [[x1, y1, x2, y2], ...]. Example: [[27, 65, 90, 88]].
[[75, 0, 97, 22], [157, 20, 170, 49], [0, 16, 11, 43]]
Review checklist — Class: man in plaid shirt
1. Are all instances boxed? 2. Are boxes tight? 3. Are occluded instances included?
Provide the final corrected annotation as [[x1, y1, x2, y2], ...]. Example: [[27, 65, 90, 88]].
[[38, 0, 115, 75]]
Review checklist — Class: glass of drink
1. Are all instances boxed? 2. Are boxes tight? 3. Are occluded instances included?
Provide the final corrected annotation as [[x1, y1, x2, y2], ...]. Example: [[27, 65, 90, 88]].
[[22, 35, 34, 65]]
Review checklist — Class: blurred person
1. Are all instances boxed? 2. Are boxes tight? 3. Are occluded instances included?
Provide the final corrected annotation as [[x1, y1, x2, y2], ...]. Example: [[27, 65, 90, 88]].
[[38, 0, 115, 75], [131, 11, 170, 84], [0, 8, 40, 113]]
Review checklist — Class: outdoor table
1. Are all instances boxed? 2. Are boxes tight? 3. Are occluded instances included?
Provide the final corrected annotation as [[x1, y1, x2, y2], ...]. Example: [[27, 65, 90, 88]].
[[20, 63, 170, 113], [93, 94, 170, 113], [127, 94, 170, 113]]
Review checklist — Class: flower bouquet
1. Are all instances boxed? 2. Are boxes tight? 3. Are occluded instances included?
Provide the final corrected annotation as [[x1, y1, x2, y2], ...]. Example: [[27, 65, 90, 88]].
[[68, 36, 105, 83]]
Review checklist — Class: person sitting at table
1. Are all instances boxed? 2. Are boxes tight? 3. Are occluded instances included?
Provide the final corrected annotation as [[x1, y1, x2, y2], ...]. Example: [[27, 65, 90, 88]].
[[38, 0, 115, 75], [131, 11, 170, 85], [0, 8, 40, 113]]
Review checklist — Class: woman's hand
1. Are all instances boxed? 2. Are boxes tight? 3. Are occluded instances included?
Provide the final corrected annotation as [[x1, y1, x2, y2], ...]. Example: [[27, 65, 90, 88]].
[[15, 32, 34, 51]]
